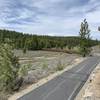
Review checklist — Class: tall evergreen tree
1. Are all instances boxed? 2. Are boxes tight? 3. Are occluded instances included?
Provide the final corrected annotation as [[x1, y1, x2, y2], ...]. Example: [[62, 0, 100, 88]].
[[79, 19, 91, 57], [0, 43, 20, 92]]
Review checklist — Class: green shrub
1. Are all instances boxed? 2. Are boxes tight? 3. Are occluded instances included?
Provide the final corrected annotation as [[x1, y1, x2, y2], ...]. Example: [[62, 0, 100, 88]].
[[56, 60, 64, 71], [42, 62, 48, 69], [18, 64, 31, 77]]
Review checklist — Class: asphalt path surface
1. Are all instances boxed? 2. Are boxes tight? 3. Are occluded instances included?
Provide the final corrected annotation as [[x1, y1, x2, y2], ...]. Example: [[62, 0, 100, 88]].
[[18, 56, 100, 100]]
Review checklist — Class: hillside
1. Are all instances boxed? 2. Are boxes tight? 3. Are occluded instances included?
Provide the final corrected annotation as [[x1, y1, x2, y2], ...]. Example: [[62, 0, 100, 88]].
[[0, 29, 98, 50]]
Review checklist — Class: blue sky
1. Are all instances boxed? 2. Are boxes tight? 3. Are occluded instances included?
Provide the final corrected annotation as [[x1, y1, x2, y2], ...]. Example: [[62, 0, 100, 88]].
[[0, 0, 100, 39]]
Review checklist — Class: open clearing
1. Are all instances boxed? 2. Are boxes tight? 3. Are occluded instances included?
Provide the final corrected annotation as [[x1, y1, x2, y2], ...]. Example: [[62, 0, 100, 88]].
[[14, 50, 80, 85]]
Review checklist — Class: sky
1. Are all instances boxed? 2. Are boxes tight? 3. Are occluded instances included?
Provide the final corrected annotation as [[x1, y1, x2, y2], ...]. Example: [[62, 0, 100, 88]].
[[0, 0, 100, 39]]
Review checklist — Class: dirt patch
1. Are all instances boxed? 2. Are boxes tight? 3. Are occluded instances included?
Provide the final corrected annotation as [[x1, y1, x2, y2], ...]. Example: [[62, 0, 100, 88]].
[[14, 50, 81, 86]]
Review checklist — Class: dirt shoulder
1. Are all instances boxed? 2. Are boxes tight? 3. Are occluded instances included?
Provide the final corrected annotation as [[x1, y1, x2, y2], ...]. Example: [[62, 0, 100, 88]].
[[9, 57, 84, 100], [76, 61, 100, 100]]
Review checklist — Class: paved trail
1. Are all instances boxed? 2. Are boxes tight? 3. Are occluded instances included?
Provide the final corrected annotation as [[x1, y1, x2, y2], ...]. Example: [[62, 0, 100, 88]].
[[18, 56, 100, 100]]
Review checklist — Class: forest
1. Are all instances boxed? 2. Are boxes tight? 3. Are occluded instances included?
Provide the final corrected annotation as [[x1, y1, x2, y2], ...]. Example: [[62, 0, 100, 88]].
[[0, 29, 99, 51]]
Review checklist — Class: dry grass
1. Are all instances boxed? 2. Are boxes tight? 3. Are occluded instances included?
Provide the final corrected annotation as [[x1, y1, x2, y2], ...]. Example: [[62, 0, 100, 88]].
[[0, 92, 8, 100]]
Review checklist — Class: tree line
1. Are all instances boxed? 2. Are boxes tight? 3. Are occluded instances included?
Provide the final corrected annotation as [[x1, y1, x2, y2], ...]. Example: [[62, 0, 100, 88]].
[[0, 29, 98, 51]]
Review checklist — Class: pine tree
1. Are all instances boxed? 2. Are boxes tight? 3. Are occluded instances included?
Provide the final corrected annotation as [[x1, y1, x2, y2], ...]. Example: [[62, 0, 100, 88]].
[[79, 19, 91, 57], [0, 43, 20, 92]]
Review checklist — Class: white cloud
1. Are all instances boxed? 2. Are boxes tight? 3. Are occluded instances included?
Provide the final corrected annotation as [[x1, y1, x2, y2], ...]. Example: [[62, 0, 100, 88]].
[[0, 0, 100, 39]]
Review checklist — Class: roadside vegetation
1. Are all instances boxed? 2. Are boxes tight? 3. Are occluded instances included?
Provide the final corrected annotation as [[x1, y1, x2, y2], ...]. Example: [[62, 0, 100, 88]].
[[0, 43, 30, 99], [0, 43, 18, 99], [56, 60, 65, 71]]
